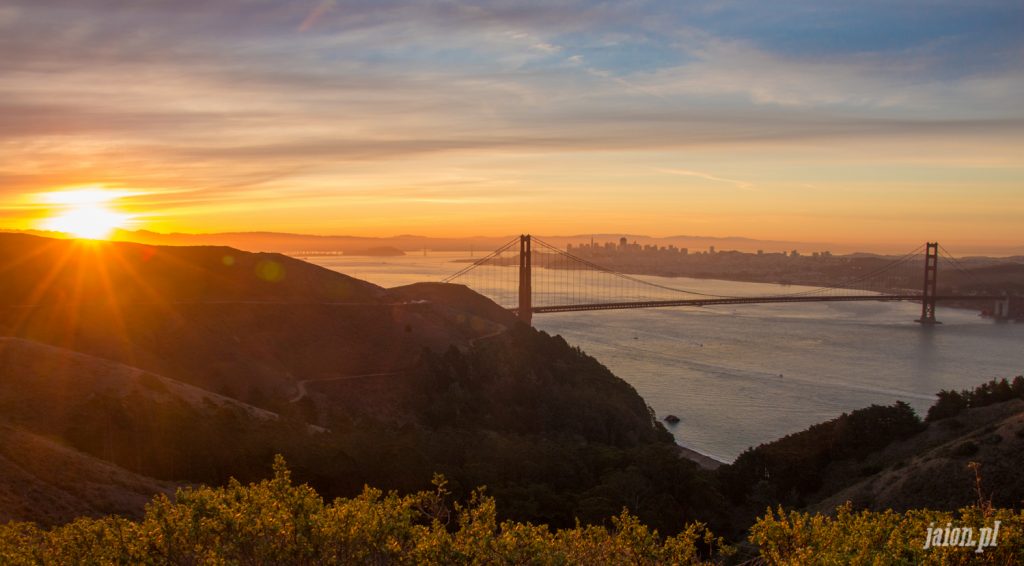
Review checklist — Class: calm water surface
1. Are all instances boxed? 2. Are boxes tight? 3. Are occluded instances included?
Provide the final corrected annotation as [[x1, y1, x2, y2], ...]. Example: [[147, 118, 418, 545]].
[[310, 253, 1024, 462]]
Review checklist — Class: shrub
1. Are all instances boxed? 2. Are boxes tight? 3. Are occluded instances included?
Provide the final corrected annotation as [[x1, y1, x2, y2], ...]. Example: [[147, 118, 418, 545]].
[[0, 456, 732, 565], [751, 503, 1024, 565]]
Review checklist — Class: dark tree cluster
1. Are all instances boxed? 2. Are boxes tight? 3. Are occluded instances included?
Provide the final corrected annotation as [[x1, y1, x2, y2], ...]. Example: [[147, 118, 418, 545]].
[[926, 377, 1024, 422], [717, 401, 924, 507]]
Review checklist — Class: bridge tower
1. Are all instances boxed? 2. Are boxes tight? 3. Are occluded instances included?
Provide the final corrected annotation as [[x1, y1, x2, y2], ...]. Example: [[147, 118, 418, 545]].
[[518, 234, 532, 325], [917, 242, 939, 325], [993, 296, 1012, 321]]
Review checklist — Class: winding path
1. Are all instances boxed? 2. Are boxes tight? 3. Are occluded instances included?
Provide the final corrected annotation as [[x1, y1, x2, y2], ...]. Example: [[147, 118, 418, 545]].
[[289, 370, 409, 403], [288, 326, 510, 403]]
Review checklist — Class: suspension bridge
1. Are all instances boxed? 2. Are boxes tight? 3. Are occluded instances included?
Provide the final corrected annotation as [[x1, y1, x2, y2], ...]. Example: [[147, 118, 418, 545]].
[[443, 236, 1014, 325]]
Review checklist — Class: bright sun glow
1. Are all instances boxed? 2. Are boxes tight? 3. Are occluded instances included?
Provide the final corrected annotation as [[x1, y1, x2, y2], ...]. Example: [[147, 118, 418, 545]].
[[38, 188, 133, 240]]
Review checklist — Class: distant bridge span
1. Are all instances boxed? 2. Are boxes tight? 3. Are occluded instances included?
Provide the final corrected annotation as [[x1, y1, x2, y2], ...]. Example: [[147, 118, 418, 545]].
[[445, 236, 1015, 325], [517, 294, 1002, 316]]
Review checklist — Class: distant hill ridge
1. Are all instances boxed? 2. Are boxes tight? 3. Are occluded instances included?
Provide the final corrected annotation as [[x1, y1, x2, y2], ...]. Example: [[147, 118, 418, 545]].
[[6, 227, 1019, 256]]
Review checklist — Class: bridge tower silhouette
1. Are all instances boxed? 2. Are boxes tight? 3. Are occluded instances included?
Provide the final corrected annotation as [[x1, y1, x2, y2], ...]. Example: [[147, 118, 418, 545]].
[[917, 242, 939, 324], [443, 236, 1008, 325], [518, 234, 532, 325]]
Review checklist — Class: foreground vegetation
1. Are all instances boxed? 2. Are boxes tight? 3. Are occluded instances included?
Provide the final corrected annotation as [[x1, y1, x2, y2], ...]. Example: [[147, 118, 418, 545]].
[[752, 503, 1024, 565], [2, 456, 1021, 564], [0, 456, 730, 565]]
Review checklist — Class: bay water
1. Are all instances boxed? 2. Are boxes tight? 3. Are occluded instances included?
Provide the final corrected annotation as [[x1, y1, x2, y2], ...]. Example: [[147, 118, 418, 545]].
[[310, 253, 1024, 462]]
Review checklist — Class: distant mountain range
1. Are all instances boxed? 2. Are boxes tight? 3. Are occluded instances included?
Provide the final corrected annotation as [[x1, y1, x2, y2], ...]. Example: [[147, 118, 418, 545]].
[[8, 227, 1019, 257], [103, 229, 839, 255]]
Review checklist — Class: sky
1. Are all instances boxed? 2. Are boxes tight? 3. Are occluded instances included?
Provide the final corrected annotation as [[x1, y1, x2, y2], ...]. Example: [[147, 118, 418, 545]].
[[1, 0, 1022, 251]]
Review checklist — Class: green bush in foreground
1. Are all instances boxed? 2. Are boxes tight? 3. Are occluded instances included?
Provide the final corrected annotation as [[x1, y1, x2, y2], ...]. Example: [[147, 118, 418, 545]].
[[0, 456, 729, 565], [752, 502, 1024, 565], [3, 456, 1022, 564]]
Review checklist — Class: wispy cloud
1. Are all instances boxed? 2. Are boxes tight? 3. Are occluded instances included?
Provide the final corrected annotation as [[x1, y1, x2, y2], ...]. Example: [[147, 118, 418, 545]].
[[657, 168, 755, 190], [299, 0, 337, 33]]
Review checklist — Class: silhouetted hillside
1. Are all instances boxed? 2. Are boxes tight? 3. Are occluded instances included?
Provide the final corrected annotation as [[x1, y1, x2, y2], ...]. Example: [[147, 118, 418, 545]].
[[812, 395, 1024, 513], [0, 424, 177, 526], [716, 387, 1024, 536], [390, 282, 518, 328], [0, 338, 323, 483], [0, 233, 709, 533], [0, 232, 385, 305], [0, 234, 489, 407]]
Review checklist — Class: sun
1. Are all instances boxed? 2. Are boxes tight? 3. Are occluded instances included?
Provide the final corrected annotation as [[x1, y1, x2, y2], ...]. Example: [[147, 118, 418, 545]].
[[38, 187, 133, 240], [43, 206, 130, 239]]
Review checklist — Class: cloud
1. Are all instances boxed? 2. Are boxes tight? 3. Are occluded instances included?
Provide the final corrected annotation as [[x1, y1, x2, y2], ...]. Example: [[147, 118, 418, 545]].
[[630, 36, 1024, 113], [299, 1, 337, 33], [657, 168, 755, 190], [531, 42, 561, 53], [0, 0, 1021, 235]]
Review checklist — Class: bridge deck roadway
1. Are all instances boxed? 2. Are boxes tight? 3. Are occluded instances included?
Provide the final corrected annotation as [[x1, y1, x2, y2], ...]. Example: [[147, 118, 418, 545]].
[[513, 295, 1002, 315]]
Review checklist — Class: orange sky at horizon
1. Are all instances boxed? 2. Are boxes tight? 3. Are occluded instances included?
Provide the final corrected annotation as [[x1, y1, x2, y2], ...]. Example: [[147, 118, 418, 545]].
[[2, 2, 1022, 255]]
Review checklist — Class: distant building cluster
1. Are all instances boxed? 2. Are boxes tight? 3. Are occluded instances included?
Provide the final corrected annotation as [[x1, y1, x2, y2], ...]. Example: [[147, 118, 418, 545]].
[[568, 237, 690, 257], [562, 237, 840, 283], [567, 238, 833, 261]]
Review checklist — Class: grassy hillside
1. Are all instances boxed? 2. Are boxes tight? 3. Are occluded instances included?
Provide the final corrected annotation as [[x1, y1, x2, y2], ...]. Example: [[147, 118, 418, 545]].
[[0, 330, 713, 535], [0, 425, 176, 527], [0, 234, 710, 534], [0, 234, 499, 407], [0, 232, 385, 305], [0, 337, 329, 484], [715, 379, 1024, 539], [813, 398, 1024, 513]]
